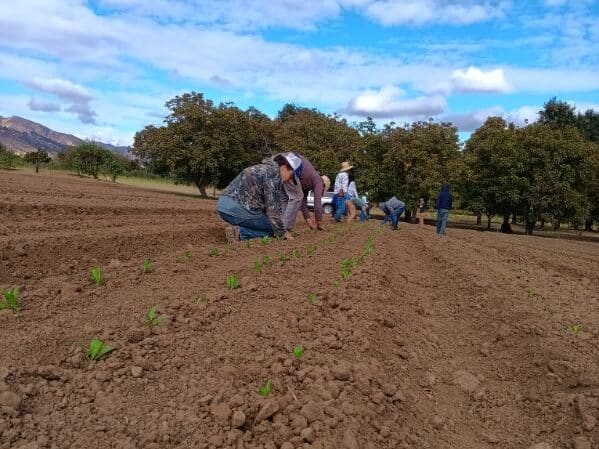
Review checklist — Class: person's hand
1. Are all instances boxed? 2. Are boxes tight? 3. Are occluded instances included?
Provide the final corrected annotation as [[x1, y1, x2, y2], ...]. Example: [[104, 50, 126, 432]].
[[306, 217, 317, 230], [283, 231, 294, 240]]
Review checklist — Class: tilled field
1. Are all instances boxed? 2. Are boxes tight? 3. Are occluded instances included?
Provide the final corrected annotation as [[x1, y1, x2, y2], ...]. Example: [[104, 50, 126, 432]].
[[1, 170, 598, 449]]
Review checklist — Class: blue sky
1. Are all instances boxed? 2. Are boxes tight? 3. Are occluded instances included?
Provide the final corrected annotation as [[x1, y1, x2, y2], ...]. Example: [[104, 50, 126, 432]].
[[0, 0, 597, 145]]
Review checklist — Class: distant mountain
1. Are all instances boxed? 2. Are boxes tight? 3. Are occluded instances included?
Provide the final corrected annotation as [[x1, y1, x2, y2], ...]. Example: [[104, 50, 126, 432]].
[[0, 115, 130, 156]]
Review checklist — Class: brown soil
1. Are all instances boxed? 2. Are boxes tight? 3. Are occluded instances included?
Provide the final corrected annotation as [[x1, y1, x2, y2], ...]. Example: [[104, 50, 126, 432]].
[[1, 170, 598, 449]]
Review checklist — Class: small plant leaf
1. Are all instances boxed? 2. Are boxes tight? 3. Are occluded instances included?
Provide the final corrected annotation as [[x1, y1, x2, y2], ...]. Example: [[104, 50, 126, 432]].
[[86, 338, 115, 361], [293, 345, 304, 359], [257, 379, 272, 398]]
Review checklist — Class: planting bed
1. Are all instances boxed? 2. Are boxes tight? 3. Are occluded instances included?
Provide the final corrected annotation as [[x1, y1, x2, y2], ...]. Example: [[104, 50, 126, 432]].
[[1, 170, 599, 449]]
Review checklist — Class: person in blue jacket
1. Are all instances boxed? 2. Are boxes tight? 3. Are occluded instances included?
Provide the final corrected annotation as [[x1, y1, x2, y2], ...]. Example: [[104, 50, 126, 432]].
[[378, 196, 405, 230], [435, 184, 453, 235]]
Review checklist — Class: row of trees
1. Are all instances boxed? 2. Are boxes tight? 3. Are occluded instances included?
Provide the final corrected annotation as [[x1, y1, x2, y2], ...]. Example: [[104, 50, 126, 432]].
[[0, 142, 135, 182], [132, 93, 599, 231]]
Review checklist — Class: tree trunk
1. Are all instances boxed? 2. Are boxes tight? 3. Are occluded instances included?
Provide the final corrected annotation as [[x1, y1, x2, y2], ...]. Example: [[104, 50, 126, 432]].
[[35, 163, 40, 173], [476, 213, 482, 225], [525, 221, 534, 235], [194, 179, 208, 198], [553, 220, 560, 231], [540, 219, 545, 230], [585, 219, 593, 231], [487, 215, 492, 230]]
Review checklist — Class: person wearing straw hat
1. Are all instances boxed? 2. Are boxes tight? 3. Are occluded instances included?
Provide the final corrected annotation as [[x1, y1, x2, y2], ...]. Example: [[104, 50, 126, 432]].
[[278, 152, 328, 232], [333, 161, 357, 222]]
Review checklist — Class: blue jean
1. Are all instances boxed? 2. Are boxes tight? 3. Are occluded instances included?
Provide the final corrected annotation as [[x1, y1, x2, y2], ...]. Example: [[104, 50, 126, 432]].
[[333, 194, 347, 222], [436, 208, 449, 234], [217, 196, 273, 240], [381, 207, 404, 229]]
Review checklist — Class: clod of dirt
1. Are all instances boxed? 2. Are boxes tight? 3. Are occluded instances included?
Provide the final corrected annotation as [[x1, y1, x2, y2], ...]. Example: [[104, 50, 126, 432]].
[[573, 436, 592, 449], [231, 410, 246, 428], [130, 366, 143, 378], [254, 399, 279, 424], [529, 443, 553, 449], [300, 401, 324, 423], [0, 390, 21, 411], [331, 363, 352, 381], [577, 397, 597, 431], [342, 429, 360, 449], [210, 402, 232, 425], [37, 365, 62, 380], [108, 259, 122, 269], [300, 426, 316, 443], [453, 370, 480, 393], [15, 244, 27, 256], [280, 443, 294, 449], [381, 383, 396, 396]]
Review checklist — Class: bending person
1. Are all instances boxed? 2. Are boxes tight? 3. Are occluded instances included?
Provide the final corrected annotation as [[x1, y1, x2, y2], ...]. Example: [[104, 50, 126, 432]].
[[278, 153, 328, 231], [379, 196, 405, 230], [347, 174, 369, 221], [217, 158, 294, 242]]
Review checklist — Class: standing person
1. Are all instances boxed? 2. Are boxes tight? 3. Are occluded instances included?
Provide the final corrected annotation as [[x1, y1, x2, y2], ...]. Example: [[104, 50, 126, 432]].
[[379, 196, 405, 230], [333, 161, 356, 222], [216, 158, 294, 242], [278, 153, 328, 231], [417, 198, 426, 227], [435, 184, 453, 236]]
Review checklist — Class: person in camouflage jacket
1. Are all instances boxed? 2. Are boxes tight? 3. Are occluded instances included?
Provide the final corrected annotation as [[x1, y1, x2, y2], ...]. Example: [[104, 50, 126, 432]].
[[217, 158, 294, 242]]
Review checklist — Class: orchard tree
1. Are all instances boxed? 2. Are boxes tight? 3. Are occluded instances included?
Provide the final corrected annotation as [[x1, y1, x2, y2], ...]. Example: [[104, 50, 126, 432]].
[[0, 143, 22, 169], [133, 92, 272, 196], [274, 105, 361, 179], [23, 149, 51, 173], [462, 117, 526, 231]]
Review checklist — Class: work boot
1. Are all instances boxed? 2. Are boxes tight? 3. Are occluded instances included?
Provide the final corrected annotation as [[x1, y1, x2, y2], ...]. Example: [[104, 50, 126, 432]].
[[225, 225, 240, 243]]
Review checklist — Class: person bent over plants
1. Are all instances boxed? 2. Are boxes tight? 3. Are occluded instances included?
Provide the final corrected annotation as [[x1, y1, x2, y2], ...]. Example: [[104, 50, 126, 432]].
[[217, 158, 294, 242], [379, 197, 405, 230]]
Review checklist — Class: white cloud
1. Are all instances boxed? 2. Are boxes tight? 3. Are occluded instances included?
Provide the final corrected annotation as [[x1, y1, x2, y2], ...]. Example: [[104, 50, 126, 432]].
[[451, 67, 511, 93], [25, 77, 97, 124], [27, 98, 61, 112], [364, 0, 509, 26], [344, 85, 446, 118]]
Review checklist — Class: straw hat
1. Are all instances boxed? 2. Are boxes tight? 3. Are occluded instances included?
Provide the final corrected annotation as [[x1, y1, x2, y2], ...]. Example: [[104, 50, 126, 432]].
[[339, 161, 354, 172], [321, 175, 331, 192]]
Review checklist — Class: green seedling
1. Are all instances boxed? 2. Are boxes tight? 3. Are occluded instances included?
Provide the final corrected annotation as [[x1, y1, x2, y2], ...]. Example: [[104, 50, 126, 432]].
[[262, 255, 271, 264], [306, 245, 316, 255], [292, 249, 301, 258], [253, 260, 263, 273], [260, 236, 272, 246], [341, 268, 351, 280], [257, 379, 272, 398], [278, 253, 287, 263], [208, 247, 220, 257], [192, 294, 208, 304], [180, 250, 192, 262], [145, 304, 163, 328], [527, 289, 537, 300], [0, 287, 21, 311], [85, 338, 115, 361], [142, 258, 153, 273], [226, 275, 240, 290], [333, 281, 340, 289], [307, 293, 318, 304], [245, 240, 254, 248], [225, 242, 233, 254], [90, 267, 104, 286], [293, 345, 304, 360], [569, 324, 582, 335]]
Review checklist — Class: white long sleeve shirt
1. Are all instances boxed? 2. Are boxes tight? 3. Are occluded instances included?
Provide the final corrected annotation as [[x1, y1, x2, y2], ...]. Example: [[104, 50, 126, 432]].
[[334, 172, 349, 195]]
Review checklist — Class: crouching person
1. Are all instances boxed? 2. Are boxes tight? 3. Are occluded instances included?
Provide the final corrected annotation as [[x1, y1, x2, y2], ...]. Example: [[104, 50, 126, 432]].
[[217, 158, 294, 242], [379, 196, 405, 230]]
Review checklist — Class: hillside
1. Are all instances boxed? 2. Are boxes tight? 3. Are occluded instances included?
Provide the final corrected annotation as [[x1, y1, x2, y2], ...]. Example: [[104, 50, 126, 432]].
[[0, 115, 129, 156]]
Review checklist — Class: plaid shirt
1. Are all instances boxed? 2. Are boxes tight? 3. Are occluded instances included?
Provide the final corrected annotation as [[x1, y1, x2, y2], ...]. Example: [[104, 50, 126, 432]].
[[221, 160, 286, 236]]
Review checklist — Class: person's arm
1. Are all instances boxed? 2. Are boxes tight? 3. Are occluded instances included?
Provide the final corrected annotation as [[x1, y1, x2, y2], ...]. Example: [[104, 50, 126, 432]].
[[282, 180, 303, 230], [341, 173, 349, 195], [347, 181, 358, 199]]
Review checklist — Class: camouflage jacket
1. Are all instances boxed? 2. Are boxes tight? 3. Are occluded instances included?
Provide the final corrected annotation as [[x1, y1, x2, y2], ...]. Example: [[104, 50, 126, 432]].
[[221, 160, 286, 236]]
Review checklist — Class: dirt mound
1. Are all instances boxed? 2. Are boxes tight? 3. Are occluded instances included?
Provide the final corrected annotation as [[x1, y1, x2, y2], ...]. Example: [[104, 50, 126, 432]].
[[1, 171, 598, 449]]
